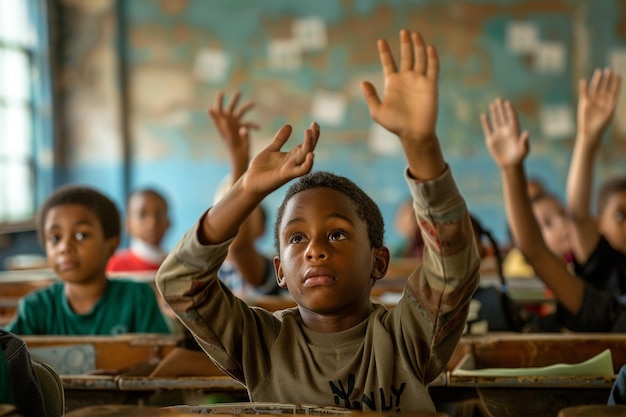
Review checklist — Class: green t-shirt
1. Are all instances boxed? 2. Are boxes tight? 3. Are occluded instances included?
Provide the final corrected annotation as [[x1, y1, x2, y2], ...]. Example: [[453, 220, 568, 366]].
[[6, 279, 170, 335]]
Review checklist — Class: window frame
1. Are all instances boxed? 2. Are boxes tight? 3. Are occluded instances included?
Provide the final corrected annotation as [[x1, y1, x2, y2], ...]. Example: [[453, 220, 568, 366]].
[[0, 0, 54, 233]]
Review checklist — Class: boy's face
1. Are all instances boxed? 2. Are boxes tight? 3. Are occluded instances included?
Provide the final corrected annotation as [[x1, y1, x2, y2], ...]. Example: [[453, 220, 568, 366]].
[[532, 197, 571, 258], [44, 204, 119, 284], [273, 187, 389, 320], [598, 190, 626, 254], [127, 193, 170, 246]]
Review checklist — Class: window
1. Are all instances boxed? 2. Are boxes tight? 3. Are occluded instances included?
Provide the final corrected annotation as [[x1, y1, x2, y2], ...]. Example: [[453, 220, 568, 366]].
[[0, 0, 52, 232]]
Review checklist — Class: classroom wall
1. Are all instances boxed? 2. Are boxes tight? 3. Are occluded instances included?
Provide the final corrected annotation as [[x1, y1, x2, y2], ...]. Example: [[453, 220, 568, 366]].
[[3, 0, 626, 268]]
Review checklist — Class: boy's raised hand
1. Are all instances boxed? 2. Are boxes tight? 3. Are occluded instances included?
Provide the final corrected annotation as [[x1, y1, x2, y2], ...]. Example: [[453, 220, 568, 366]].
[[577, 68, 621, 145], [481, 98, 530, 169], [208, 90, 260, 166], [361, 29, 439, 144], [242, 123, 320, 195]]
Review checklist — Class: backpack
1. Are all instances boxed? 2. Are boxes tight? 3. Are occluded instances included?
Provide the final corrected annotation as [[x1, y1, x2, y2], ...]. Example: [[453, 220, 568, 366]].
[[0, 329, 47, 417]]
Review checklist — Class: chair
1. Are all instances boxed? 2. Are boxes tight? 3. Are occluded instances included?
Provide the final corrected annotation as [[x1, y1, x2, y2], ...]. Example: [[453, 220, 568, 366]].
[[32, 359, 65, 417]]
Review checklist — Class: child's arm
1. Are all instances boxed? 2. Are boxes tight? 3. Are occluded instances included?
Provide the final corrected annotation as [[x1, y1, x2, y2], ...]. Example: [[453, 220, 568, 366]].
[[200, 123, 320, 246], [361, 29, 444, 180], [362, 30, 479, 382], [482, 98, 584, 314], [566, 68, 621, 262], [209, 91, 269, 288]]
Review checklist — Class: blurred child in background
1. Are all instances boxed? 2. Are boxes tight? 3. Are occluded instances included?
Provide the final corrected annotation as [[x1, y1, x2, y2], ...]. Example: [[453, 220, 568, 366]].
[[209, 90, 285, 297], [107, 188, 171, 273], [566, 68, 625, 300]]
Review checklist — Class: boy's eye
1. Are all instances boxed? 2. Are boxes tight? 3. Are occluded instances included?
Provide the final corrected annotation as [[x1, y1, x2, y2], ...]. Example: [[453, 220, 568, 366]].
[[329, 231, 347, 241], [614, 211, 625, 223], [288, 233, 308, 244], [75, 232, 88, 241], [47, 235, 60, 244]]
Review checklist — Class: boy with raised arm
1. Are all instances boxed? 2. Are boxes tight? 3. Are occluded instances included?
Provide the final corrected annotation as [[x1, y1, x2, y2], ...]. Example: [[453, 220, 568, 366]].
[[482, 98, 626, 332], [209, 90, 283, 296], [156, 29, 479, 412], [566, 68, 625, 298]]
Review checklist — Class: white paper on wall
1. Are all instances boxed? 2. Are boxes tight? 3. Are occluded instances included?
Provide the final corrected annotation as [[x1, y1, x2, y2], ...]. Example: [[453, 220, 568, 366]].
[[311, 91, 346, 126], [506, 21, 540, 54], [194, 48, 230, 84], [534, 41, 566, 74], [293, 17, 327, 51], [610, 48, 626, 136], [368, 123, 402, 155], [267, 39, 302, 71], [540, 104, 575, 139]]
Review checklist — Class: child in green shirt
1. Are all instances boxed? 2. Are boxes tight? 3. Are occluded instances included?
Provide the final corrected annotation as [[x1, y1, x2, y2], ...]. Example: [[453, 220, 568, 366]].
[[7, 185, 169, 335]]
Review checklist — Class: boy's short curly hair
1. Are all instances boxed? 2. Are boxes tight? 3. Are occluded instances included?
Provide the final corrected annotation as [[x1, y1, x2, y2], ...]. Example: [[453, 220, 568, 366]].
[[597, 177, 626, 216], [127, 188, 169, 211], [37, 185, 121, 246], [273, 171, 385, 253]]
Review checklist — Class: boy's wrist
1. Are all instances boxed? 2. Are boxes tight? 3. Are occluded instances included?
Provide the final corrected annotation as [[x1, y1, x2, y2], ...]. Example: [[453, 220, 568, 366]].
[[575, 132, 602, 149]]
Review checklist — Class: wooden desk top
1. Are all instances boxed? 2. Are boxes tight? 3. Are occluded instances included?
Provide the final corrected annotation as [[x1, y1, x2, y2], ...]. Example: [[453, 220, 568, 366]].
[[117, 375, 245, 391], [23, 334, 182, 372]]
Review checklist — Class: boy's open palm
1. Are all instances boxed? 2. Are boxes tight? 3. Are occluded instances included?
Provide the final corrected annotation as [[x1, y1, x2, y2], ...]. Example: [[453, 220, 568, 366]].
[[208, 90, 260, 161], [361, 29, 438, 143], [577, 68, 621, 143], [481, 99, 529, 168], [243, 123, 320, 195]]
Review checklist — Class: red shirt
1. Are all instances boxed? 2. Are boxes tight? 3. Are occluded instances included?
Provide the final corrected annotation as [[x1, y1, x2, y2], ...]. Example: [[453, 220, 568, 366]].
[[106, 249, 163, 272]]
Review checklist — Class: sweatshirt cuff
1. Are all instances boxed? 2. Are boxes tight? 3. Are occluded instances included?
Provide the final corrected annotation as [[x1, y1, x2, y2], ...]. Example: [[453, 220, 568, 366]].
[[405, 165, 463, 212]]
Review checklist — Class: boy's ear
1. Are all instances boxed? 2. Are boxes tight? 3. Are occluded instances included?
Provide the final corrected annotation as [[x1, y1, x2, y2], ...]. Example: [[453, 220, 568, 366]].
[[106, 236, 120, 258], [273, 256, 287, 288], [371, 246, 390, 282]]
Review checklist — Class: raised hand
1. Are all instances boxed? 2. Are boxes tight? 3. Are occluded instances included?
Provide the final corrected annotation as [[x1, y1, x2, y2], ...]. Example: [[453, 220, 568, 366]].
[[361, 29, 439, 143], [242, 123, 320, 195], [208, 90, 260, 168], [577, 68, 621, 145], [481, 98, 530, 169]]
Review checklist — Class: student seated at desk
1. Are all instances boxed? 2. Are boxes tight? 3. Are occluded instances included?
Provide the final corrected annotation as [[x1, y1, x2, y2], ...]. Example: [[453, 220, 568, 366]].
[[482, 97, 626, 332], [503, 187, 575, 279], [566, 68, 626, 301], [157, 29, 480, 413], [6, 185, 170, 335], [106, 188, 171, 273], [209, 90, 285, 298]]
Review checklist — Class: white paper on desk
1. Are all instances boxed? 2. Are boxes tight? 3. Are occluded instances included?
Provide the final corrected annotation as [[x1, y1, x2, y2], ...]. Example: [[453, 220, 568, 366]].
[[540, 104, 575, 139], [454, 348, 613, 377], [268, 39, 302, 71], [610, 49, 626, 136], [311, 91, 346, 125], [293, 17, 327, 51], [506, 21, 540, 54], [534, 41, 567, 74], [194, 48, 230, 84]]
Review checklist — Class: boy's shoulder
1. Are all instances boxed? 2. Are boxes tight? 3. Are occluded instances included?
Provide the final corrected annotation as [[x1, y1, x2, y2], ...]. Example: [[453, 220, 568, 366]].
[[21, 281, 64, 303]]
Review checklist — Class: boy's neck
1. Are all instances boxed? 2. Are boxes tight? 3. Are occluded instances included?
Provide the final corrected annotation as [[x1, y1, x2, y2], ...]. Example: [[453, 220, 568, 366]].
[[64, 279, 108, 314], [130, 238, 167, 263]]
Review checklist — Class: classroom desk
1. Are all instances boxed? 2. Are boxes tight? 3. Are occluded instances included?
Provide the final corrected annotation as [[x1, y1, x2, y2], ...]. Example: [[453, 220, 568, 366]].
[[21, 332, 624, 416], [440, 333, 626, 417], [23, 334, 182, 371], [0, 269, 58, 324]]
